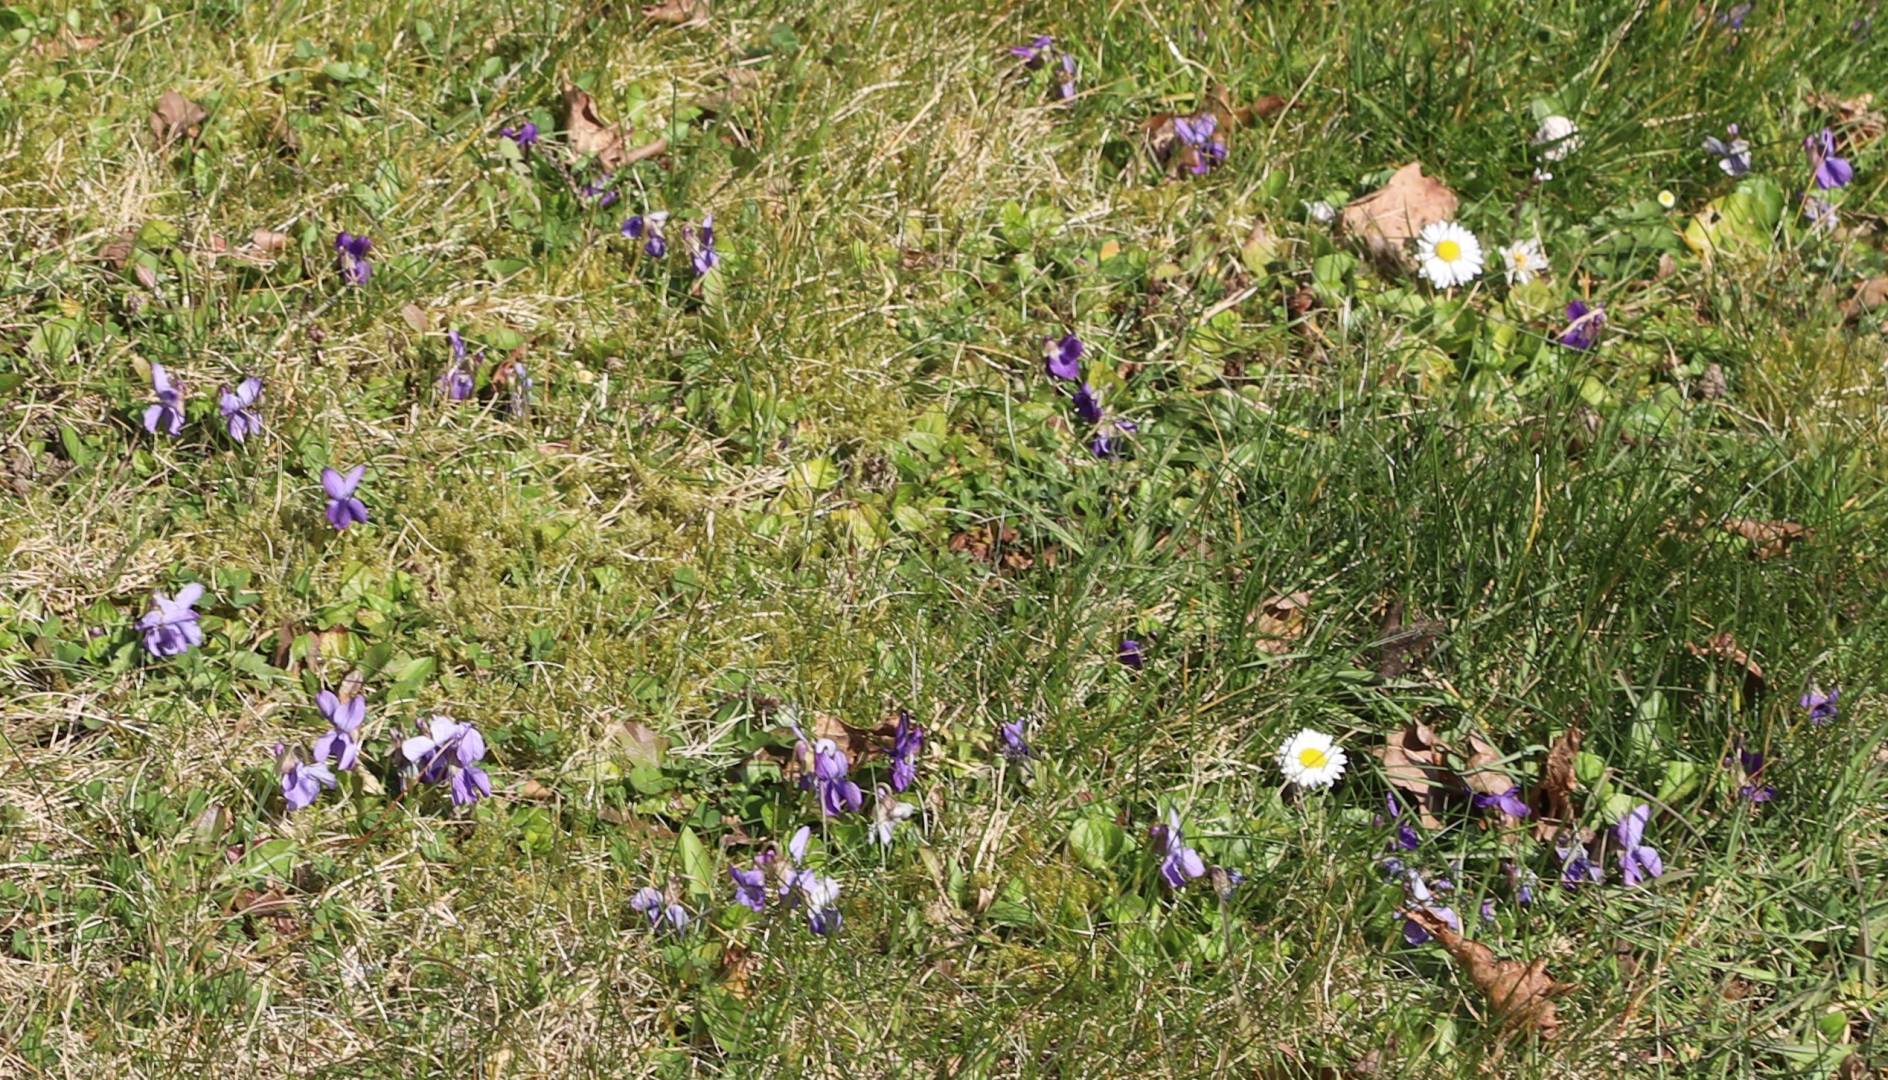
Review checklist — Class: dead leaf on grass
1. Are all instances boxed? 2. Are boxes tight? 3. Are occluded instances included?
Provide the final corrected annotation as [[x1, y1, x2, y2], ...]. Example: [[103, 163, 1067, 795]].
[[399, 303, 430, 334], [1406, 908, 1571, 1037], [1529, 725, 1583, 840], [1249, 591, 1312, 654], [1687, 632, 1766, 694], [1377, 722, 1447, 830], [643, 0, 710, 25], [1340, 163, 1459, 264], [1456, 733, 1516, 798], [1373, 599, 1446, 678], [1839, 277, 1888, 322], [1809, 91, 1886, 144], [151, 90, 208, 146], [1721, 517, 1809, 558], [562, 85, 629, 170], [698, 67, 762, 115]]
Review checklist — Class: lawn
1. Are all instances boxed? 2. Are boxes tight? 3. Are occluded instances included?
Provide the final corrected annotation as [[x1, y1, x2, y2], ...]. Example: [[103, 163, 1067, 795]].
[[2, 0, 1887, 1075]]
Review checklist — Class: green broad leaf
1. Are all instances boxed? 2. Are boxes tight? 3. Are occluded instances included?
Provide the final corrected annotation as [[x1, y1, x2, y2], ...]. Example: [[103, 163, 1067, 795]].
[[1068, 816, 1126, 874], [225, 837, 298, 883], [387, 656, 435, 701], [678, 826, 715, 900], [1655, 760, 1701, 803]]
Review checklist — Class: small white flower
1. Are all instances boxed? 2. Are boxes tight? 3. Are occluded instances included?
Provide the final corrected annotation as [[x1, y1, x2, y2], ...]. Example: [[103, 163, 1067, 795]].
[[1534, 115, 1581, 162], [1277, 729, 1347, 789], [1415, 220, 1484, 289], [1499, 238, 1546, 286], [1657, 189, 1677, 210], [1305, 200, 1336, 225]]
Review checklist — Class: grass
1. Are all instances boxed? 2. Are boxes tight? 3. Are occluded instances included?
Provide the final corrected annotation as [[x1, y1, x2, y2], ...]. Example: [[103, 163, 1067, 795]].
[[2, 0, 1887, 1075]]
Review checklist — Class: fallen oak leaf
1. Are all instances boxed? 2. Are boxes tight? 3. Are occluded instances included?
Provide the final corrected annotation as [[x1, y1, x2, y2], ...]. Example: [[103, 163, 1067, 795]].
[[642, 0, 709, 25], [1249, 591, 1312, 655], [1404, 908, 1572, 1038], [1529, 725, 1583, 841], [1456, 733, 1517, 798], [1808, 91, 1886, 144], [1340, 163, 1459, 265], [1721, 517, 1809, 559], [1376, 722, 1447, 830], [1686, 632, 1766, 697], [562, 85, 629, 170], [151, 90, 208, 146], [1839, 277, 1888, 323]]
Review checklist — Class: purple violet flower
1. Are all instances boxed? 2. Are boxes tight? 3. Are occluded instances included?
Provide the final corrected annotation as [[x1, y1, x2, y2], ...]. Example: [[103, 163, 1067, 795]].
[[500, 121, 539, 150], [311, 690, 365, 772], [1703, 124, 1751, 176], [1057, 53, 1077, 100], [218, 377, 263, 442], [322, 465, 368, 530], [1803, 195, 1840, 233], [138, 583, 204, 659], [1383, 794, 1421, 852], [622, 212, 670, 258], [335, 232, 372, 286], [1726, 740, 1776, 803], [1559, 300, 1606, 350], [143, 363, 185, 437], [1480, 898, 1498, 923], [1008, 35, 1054, 67], [1717, 2, 1752, 30], [686, 212, 719, 275], [1172, 113, 1227, 175], [797, 872, 842, 935], [1400, 871, 1459, 945], [275, 743, 336, 812], [1044, 333, 1084, 381], [1150, 808, 1207, 889], [1072, 383, 1104, 425], [872, 784, 917, 847], [630, 887, 690, 934], [580, 179, 619, 208], [787, 719, 862, 816], [1614, 805, 1664, 885], [1473, 785, 1531, 819], [730, 862, 769, 912], [888, 710, 923, 792], [1558, 834, 1604, 889], [1806, 129, 1854, 190], [1802, 687, 1840, 725], [1119, 638, 1144, 670], [401, 715, 492, 806], [999, 717, 1032, 761], [441, 330, 478, 401]]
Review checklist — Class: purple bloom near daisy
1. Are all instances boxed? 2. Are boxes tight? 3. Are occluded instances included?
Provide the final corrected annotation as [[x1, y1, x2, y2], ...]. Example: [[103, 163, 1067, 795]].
[[1805, 129, 1854, 190], [143, 363, 185, 437], [137, 582, 204, 658], [1703, 124, 1751, 176], [218, 377, 263, 442], [1559, 300, 1606, 350], [888, 710, 923, 792], [686, 212, 719, 275], [500, 121, 539, 149], [1149, 808, 1207, 889], [1400, 871, 1459, 945], [311, 690, 365, 772], [322, 465, 368, 530], [1473, 785, 1531, 819], [401, 715, 493, 806], [275, 743, 336, 812], [335, 231, 372, 286], [622, 212, 669, 258], [1044, 333, 1084, 381], [1383, 794, 1420, 852], [1614, 805, 1664, 886], [1802, 686, 1839, 725]]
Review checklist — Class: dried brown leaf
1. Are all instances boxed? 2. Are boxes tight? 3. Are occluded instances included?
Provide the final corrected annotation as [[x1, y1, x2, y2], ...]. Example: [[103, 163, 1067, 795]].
[[1529, 725, 1583, 840], [151, 90, 208, 146], [606, 720, 669, 769], [1457, 733, 1514, 797], [1373, 599, 1446, 679], [698, 67, 762, 115], [1687, 632, 1766, 694], [517, 779, 559, 801], [1250, 591, 1313, 654], [562, 86, 628, 170], [1340, 163, 1459, 263], [1809, 91, 1886, 144], [1405, 908, 1571, 1037], [1377, 723, 1446, 829], [1698, 363, 1727, 400], [1840, 277, 1888, 322], [99, 230, 137, 268], [1721, 517, 1808, 558], [642, 0, 710, 25]]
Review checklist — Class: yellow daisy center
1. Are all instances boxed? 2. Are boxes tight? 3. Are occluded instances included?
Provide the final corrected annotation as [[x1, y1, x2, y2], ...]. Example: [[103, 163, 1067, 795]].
[[1297, 746, 1329, 769], [1435, 239, 1462, 262], [1510, 250, 1529, 268]]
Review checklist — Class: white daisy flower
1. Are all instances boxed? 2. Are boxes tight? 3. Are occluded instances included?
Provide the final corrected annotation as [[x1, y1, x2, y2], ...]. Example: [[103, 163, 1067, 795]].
[[1415, 220, 1483, 289], [1499, 238, 1545, 286], [1277, 728, 1347, 789], [1533, 115, 1580, 161], [1305, 200, 1336, 225]]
